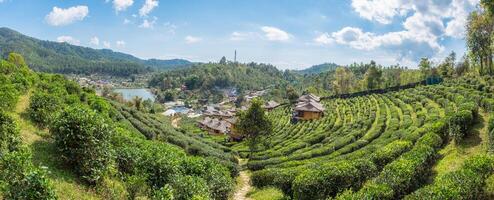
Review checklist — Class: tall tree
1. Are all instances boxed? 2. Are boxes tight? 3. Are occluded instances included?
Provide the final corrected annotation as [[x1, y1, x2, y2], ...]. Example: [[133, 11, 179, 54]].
[[286, 86, 299, 103], [438, 51, 456, 78], [363, 65, 382, 90], [467, 10, 493, 75], [219, 56, 227, 65], [332, 67, 355, 94], [419, 57, 432, 79], [236, 99, 272, 153]]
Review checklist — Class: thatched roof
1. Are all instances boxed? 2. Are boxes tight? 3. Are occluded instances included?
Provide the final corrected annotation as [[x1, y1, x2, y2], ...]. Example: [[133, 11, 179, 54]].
[[198, 117, 231, 133], [263, 100, 280, 109], [294, 100, 325, 112], [203, 106, 234, 118], [298, 93, 321, 102]]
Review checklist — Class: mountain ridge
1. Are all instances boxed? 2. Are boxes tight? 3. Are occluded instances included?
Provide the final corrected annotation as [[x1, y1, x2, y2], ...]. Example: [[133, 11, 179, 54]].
[[0, 27, 192, 76]]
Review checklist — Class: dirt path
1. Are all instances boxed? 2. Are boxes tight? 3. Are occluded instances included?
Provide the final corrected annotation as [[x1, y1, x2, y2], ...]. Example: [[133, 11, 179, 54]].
[[234, 171, 253, 200], [171, 117, 181, 128], [233, 159, 252, 200]]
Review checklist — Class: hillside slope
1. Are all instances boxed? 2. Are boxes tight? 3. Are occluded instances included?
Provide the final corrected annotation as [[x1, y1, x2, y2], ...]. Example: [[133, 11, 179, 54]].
[[0, 27, 192, 76]]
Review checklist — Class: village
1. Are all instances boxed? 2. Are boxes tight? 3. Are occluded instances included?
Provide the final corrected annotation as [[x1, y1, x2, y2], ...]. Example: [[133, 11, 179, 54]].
[[194, 93, 325, 141]]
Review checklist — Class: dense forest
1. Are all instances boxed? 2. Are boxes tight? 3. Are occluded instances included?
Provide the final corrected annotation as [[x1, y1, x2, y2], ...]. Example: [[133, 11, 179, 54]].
[[0, 27, 192, 76]]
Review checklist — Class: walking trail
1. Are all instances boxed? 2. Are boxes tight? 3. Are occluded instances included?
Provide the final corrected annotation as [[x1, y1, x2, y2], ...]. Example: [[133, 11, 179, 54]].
[[233, 159, 252, 200]]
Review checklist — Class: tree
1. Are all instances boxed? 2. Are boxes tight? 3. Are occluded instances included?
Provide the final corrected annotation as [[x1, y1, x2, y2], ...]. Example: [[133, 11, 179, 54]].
[[51, 106, 114, 184], [7, 52, 26, 68], [418, 57, 432, 79], [455, 55, 470, 76], [236, 99, 272, 153], [219, 56, 227, 65], [332, 67, 355, 94], [466, 10, 493, 75], [286, 86, 299, 103], [132, 96, 143, 111], [437, 51, 456, 78], [363, 65, 382, 90]]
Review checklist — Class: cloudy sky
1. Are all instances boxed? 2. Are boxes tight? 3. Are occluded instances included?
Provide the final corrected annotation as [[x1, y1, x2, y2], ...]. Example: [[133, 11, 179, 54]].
[[0, 0, 480, 69]]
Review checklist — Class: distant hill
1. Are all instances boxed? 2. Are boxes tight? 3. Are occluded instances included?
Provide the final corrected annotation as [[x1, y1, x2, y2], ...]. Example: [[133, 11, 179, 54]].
[[295, 63, 339, 74], [0, 27, 192, 76]]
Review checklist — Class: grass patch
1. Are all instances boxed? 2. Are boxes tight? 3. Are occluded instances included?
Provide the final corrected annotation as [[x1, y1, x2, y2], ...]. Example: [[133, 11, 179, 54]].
[[247, 187, 287, 200], [432, 111, 489, 176]]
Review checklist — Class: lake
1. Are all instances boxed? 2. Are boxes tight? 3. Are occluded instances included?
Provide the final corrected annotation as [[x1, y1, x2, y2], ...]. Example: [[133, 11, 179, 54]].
[[114, 88, 155, 102]]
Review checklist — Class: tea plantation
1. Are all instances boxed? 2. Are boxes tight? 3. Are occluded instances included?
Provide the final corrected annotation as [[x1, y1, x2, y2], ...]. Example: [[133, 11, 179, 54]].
[[234, 77, 494, 199]]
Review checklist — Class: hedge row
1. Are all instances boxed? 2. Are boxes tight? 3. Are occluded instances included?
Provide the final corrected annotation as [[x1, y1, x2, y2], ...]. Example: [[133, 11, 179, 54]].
[[405, 154, 494, 200], [336, 98, 478, 199], [251, 138, 414, 198]]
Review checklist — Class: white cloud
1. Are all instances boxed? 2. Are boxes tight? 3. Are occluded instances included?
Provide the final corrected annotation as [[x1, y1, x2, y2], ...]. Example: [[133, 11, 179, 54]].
[[314, 33, 333, 45], [331, 0, 479, 62], [351, 0, 409, 24], [57, 36, 80, 45], [45, 6, 89, 26], [103, 41, 111, 48], [123, 18, 131, 24], [185, 36, 202, 44], [139, 0, 159, 16], [113, 0, 134, 12], [116, 40, 126, 47], [139, 17, 157, 28], [90, 36, 99, 46], [261, 26, 291, 41]]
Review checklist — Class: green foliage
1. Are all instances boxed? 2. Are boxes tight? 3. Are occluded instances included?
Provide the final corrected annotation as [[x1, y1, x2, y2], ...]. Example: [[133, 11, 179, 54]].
[[0, 110, 20, 154], [112, 127, 234, 200], [0, 83, 19, 111], [236, 98, 273, 152], [0, 28, 194, 76], [28, 91, 63, 127], [169, 175, 211, 200], [405, 155, 494, 200], [292, 159, 377, 200], [0, 148, 57, 200], [51, 106, 114, 184], [363, 64, 383, 90]]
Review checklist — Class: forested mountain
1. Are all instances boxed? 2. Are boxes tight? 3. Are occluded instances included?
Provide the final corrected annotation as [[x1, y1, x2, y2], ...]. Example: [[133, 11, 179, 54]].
[[0, 27, 192, 76], [295, 62, 339, 74]]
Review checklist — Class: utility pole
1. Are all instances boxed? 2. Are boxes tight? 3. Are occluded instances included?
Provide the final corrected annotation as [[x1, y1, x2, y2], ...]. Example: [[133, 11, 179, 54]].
[[234, 50, 237, 63]]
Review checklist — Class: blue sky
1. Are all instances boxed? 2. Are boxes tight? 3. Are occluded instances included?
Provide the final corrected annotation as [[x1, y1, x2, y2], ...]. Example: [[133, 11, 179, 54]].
[[0, 0, 479, 69]]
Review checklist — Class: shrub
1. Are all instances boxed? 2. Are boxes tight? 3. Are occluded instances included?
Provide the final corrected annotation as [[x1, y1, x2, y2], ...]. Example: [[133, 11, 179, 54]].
[[28, 91, 63, 127], [405, 155, 494, 200], [0, 110, 20, 154], [0, 148, 57, 200], [251, 168, 298, 196], [292, 159, 377, 200], [170, 175, 211, 200], [0, 84, 19, 111], [51, 106, 114, 184]]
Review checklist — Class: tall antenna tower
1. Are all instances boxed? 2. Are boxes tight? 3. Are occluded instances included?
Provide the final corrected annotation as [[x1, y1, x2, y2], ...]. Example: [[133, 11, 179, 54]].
[[234, 50, 237, 63]]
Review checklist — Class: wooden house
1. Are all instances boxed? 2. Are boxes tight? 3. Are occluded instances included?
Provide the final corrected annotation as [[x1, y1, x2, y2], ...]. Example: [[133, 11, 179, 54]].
[[294, 94, 325, 120], [198, 117, 231, 134]]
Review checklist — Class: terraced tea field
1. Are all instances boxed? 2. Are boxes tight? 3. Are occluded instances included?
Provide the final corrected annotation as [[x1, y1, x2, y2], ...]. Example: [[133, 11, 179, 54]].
[[234, 77, 494, 199]]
